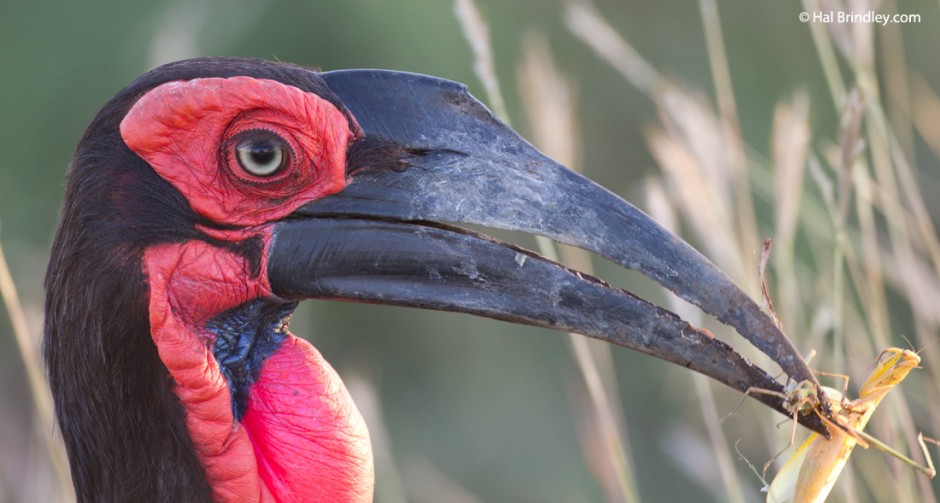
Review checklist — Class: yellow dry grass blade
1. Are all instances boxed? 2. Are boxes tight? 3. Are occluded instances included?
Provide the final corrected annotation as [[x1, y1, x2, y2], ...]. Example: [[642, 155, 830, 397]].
[[767, 348, 929, 503]]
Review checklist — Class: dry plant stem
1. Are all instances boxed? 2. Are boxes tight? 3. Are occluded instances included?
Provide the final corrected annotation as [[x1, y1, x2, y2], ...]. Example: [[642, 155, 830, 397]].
[[837, 91, 862, 224], [909, 74, 940, 167], [858, 109, 895, 351], [878, 9, 915, 163], [770, 94, 810, 336], [534, 170, 638, 502], [0, 239, 73, 499], [563, 0, 660, 94], [838, 14, 933, 499], [517, 27, 640, 503], [811, 8, 914, 437], [564, 332, 639, 503], [899, 80, 940, 335], [455, 2, 639, 500], [692, 374, 746, 503], [851, 164, 890, 349], [499, 2, 938, 501], [698, 0, 758, 293], [828, 89, 865, 376], [802, 0, 846, 106], [900, 80, 940, 414], [884, 80, 940, 358], [646, 180, 745, 503], [453, 0, 509, 121], [886, 137, 940, 282], [758, 239, 781, 329], [568, 1, 820, 392]]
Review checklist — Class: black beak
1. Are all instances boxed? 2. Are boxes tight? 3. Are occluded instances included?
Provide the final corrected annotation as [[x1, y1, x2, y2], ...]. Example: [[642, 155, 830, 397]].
[[267, 70, 827, 435]]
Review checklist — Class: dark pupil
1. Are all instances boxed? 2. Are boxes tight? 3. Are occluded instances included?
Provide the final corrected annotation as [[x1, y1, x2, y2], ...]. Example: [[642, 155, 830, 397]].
[[249, 142, 276, 165]]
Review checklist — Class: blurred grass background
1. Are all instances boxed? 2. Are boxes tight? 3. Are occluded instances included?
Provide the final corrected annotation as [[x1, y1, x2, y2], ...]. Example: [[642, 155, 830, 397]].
[[2, 0, 939, 501]]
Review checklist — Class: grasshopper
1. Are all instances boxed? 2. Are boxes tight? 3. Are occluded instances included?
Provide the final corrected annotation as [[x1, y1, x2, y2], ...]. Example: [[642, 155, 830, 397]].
[[766, 348, 935, 503]]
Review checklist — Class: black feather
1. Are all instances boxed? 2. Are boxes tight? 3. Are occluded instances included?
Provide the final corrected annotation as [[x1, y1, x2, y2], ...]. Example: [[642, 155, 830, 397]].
[[43, 57, 342, 502]]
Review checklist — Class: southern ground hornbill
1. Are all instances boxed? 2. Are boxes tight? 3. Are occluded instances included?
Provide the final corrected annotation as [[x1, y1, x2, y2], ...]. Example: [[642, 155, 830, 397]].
[[44, 57, 827, 501]]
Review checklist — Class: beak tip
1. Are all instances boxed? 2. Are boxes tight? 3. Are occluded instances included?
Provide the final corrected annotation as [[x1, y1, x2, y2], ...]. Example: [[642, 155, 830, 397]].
[[310, 67, 817, 428]]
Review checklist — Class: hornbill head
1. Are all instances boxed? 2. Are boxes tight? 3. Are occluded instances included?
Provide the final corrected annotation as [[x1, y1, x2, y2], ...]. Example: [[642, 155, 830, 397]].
[[44, 57, 825, 501]]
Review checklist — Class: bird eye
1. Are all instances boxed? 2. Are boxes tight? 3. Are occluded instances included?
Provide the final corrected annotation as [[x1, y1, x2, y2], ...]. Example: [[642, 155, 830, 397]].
[[234, 131, 291, 177]]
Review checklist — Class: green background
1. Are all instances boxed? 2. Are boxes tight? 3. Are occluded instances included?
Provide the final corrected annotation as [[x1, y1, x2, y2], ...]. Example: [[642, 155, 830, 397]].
[[2, 1, 938, 501]]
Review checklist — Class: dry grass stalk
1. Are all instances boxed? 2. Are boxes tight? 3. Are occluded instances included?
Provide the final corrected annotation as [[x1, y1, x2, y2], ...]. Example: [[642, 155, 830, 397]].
[[802, 0, 847, 104], [1, 239, 74, 501], [902, 75, 940, 287], [645, 126, 743, 280], [646, 178, 748, 503], [853, 27, 939, 498], [772, 92, 811, 254], [759, 239, 782, 331], [698, 0, 760, 289], [455, 2, 640, 500], [837, 89, 863, 224], [566, 0, 756, 287], [453, 0, 509, 122], [571, 0, 940, 499], [517, 31, 639, 503], [517, 34, 581, 178], [909, 74, 940, 160], [791, 2, 938, 498], [563, 0, 660, 95], [771, 93, 811, 333], [878, 6, 915, 161]]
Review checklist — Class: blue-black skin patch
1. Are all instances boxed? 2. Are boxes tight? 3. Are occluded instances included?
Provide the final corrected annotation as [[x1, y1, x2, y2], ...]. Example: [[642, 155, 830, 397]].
[[206, 300, 297, 420]]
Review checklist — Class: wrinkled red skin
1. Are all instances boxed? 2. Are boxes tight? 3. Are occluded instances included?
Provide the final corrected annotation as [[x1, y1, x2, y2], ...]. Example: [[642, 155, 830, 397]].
[[123, 77, 374, 502]]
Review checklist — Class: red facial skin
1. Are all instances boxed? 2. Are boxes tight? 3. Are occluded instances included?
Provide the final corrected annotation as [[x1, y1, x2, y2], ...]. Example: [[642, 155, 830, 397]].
[[121, 77, 374, 502]]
